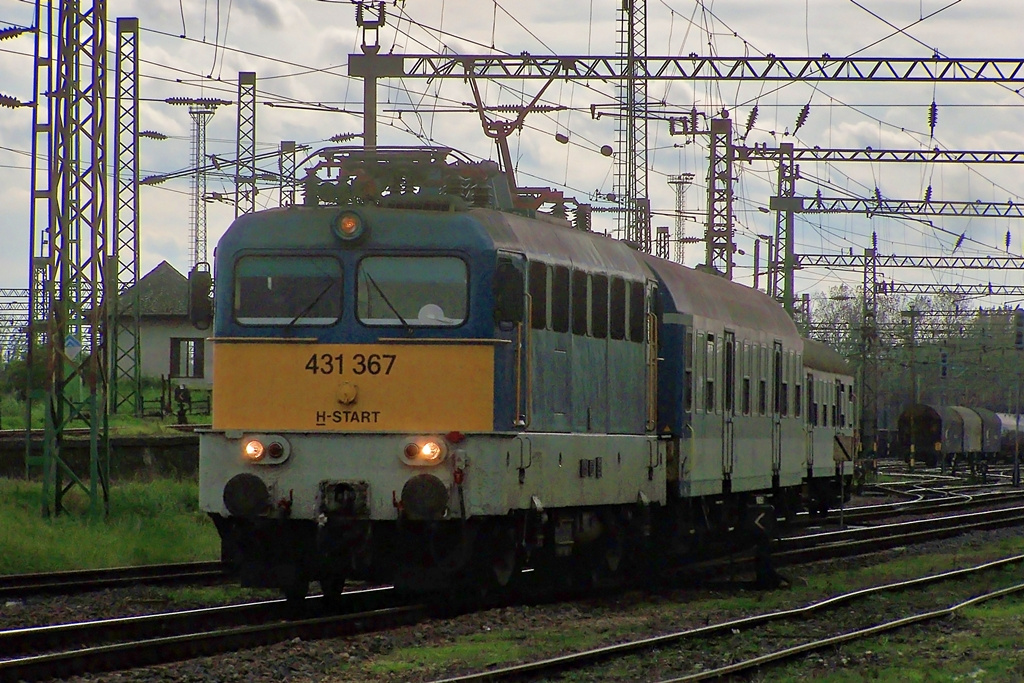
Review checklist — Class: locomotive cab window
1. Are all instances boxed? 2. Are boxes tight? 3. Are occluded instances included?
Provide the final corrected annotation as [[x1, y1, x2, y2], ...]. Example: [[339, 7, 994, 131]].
[[357, 256, 467, 326], [234, 255, 342, 326], [493, 258, 524, 325]]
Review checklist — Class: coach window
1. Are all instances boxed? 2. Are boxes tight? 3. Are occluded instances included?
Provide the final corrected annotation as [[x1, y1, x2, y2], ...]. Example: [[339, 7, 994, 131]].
[[741, 349, 751, 415], [724, 333, 735, 414], [551, 265, 570, 333], [831, 383, 839, 427], [528, 262, 548, 330], [837, 381, 846, 427], [795, 355, 803, 418], [806, 374, 815, 425], [705, 333, 716, 412], [758, 345, 767, 415], [684, 330, 694, 412], [694, 332, 705, 413], [235, 255, 342, 325], [591, 274, 608, 338], [628, 281, 645, 342], [610, 277, 626, 340], [358, 256, 467, 326], [772, 344, 783, 416], [742, 342, 751, 415], [572, 270, 589, 336]]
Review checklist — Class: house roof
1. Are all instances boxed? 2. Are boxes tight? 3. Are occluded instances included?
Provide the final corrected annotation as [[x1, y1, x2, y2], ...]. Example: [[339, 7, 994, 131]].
[[121, 261, 188, 317]]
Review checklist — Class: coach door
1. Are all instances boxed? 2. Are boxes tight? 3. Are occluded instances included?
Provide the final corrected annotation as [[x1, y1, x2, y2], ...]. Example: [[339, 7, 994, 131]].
[[805, 372, 815, 470], [722, 331, 736, 478], [495, 252, 529, 427], [771, 341, 783, 484]]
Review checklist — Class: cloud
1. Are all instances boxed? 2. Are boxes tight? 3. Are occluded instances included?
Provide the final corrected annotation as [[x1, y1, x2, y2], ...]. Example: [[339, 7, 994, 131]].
[[1, 0, 1023, 302]]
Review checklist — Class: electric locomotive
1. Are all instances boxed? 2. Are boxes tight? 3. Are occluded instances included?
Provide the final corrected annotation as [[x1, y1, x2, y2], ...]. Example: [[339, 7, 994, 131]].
[[195, 146, 851, 600]]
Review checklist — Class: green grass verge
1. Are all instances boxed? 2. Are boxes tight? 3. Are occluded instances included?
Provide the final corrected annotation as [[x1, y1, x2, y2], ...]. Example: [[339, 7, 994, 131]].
[[0, 477, 220, 574], [351, 536, 1024, 681]]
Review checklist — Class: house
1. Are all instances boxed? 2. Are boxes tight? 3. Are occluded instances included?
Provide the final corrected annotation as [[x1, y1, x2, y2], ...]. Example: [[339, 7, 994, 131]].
[[120, 261, 212, 387]]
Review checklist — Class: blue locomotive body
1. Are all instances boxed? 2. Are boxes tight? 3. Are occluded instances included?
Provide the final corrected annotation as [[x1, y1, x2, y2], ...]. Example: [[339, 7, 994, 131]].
[[197, 147, 852, 599]]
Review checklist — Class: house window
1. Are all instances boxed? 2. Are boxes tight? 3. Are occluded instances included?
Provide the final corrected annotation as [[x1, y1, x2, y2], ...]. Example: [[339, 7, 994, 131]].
[[170, 338, 204, 378]]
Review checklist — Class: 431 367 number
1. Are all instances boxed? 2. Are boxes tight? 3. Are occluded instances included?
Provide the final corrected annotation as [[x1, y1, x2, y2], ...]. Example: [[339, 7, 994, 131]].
[[304, 353, 396, 376]]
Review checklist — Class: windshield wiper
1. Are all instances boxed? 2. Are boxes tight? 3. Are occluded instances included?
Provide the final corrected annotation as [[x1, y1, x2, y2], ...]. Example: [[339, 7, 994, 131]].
[[363, 270, 411, 331], [286, 278, 337, 328]]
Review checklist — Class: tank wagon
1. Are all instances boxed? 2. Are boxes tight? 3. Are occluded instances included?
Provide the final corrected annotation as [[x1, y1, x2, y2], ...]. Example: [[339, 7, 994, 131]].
[[195, 146, 853, 601], [896, 404, 1002, 468]]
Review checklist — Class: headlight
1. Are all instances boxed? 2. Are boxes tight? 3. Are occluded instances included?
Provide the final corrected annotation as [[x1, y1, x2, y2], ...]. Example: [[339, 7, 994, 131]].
[[401, 437, 447, 466], [241, 435, 291, 465], [332, 211, 366, 241], [244, 439, 265, 461]]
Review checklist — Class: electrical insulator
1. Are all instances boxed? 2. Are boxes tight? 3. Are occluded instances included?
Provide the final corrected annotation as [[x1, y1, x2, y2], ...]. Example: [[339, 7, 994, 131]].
[[928, 101, 938, 135], [745, 105, 759, 137], [924, 185, 933, 202], [1007, 230, 1012, 251], [0, 93, 22, 109], [690, 107, 699, 135], [794, 103, 810, 133], [874, 187, 882, 203]]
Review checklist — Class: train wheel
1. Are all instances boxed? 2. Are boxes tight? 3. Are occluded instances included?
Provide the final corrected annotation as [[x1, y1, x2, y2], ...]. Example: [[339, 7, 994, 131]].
[[487, 526, 519, 588], [283, 576, 309, 605], [472, 524, 520, 599], [593, 520, 627, 586], [319, 574, 346, 609]]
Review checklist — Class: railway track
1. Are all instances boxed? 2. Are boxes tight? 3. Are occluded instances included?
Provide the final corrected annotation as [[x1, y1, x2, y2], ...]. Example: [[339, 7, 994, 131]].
[[821, 488, 1024, 526], [431, 554, 1024, 682], [0, 587, 412, 682], [5, 504, 1023, 681], [0, 561, 232, 598]]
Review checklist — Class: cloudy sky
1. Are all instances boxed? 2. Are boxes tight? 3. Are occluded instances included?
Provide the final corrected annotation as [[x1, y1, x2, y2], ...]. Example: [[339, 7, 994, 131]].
[[2, 0, 1024, 307]]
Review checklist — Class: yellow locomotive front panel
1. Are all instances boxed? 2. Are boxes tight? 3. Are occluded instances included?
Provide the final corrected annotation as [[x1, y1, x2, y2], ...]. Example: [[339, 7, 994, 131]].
[[212, 340, 495, 432]]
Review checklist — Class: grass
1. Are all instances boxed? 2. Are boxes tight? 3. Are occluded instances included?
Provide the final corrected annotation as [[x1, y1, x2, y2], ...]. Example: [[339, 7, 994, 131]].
[[0, 383, 210, 435], [366, 627, 607, 678], [347, 536, 1024, 681], [0, 477, 220, 575]]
